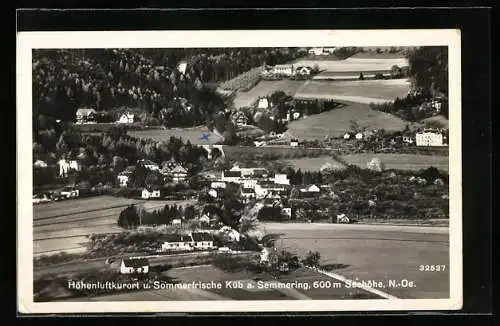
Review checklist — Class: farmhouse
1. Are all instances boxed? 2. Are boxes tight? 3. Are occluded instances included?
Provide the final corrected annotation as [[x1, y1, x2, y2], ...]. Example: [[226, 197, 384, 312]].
[[191, 232, 215, 250], [355, 132, 364, 140], [415, 130, 444, 147], [231, 111, 249, 127], [272, 173, 290, 185], [170, 164, 188, 183], [75, 108, 96, 123], [343, 132, 352, 140], [403, 136, 414, 144], [290, 139, 299, 147], [137, 159, 159, 171], [118, 112, 135, 124], [120, 258, 150, 274], [308, 47, 324, 56], [255, 181, 287, 199], [160, 234, 194, 252], [220, 226, 241, 242], [141, 188, 161, 199], [295, 66, 313, 76], [171, 219, 183, 226], [210, 181, 226, 189], [117, 171, 132, 187], [241, 188, 256, 200], [58, 159, 80, 177], [257, 97, 272, 109]]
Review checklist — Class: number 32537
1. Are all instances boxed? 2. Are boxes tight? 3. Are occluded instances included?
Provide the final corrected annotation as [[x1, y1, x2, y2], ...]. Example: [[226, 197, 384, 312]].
[[419, 265, 446, 272]]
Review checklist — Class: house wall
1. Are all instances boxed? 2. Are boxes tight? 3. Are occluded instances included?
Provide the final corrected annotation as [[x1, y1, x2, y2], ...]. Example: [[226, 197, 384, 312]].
[[416, 133, 443, 146]]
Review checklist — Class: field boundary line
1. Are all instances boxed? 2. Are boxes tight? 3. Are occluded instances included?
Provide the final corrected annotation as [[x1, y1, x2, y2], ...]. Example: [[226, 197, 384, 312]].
[[307, 267, 399, 300]]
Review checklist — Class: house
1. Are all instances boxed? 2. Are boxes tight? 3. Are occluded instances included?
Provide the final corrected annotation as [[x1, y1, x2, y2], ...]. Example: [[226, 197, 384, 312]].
[[191, 232, 215, 250], [58, 159, 79, 177], [255, 181, 286, 199], [210, 181, 226, 189], [343, 133, 352, 140], [231, 111, 249, 127], [403, 136, 414, 144], [117, 171, 132, 187], [241, 188, 256, 199], [222, 170, 241, 183], [118, 112, 135, 124], [171, 164, 188, 183], [199, 214, 211, 225], [336, 214, 350, 224], [416, 130, 444, 146], [272, 174, 290, 185], [254, 141, 266, 147], [137, 159, 159, 171], [355, 132, 364, 140], [257, 97, 272, 109], [208, 188, 218, 198], [120, 258, 150, 274], [177, 61, 188, 74], [33, 160, 48, 168], [220, 226, 241, 242], [308, 47, 324, 56], [171, 219, 183, 226], [296, 66, 312, 76], [260, 247, 271, 263], [141, 188, 161, 199], [242, 178, 258, 189], [75, 108, 96, 123], [282, 207, 292, 219], [299, 184, 321, 198], [160, 234, 194, 252], [290, 139, 299, 147], [271, 64, 294, 76]]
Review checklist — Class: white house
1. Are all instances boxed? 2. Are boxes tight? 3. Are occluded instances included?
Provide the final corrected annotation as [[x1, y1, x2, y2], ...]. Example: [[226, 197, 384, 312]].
[[257, 97, 272, 109], [255, 182, 286, 199], [336, 214, 350, 224], [75, 108, 96, 123], [118, 112, 135, 124], [343, 133, 352, 140], [142, 188, 161, 199], [296, 66, 312, 76], [191, 232, 215, 250], [199, 214, 211, 225], [58, 159, 80, 177], [355, 132, 364, 140], [231, 111, 249, 127], [208, 188, 218, 198], [282, 207, 292, 219], [120, 258, 150, 274], [308, 47, 324, 56], [242, 179, 258, 190], [160, 234, 194, 252], [260, 247, 270, 263], [171, 164, 188, 183], [300, 184, 320, 193], [220, 226, 241, 242], [241, 188, 256, 199], [177, 61, 188, 74], [210, 181, 226, 189], [403, 136, 414, 144], [292, 112, 301, 120], [271, 64, 294, 76], [272, 174, 290, 185], [171, 219, 183, 226], [33, 160, 48, 168], [416, 130, 444, 146], [117, 171, 132, 187], [137, 159, 160, 171], [290, 139, 299, 147]]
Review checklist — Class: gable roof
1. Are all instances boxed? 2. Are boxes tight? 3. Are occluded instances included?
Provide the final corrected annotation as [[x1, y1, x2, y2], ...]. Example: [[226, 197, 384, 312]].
[[122, 258, 149, 267], [162, 234, 193, 242], [242, 188, 255, 194], [223, 170, 241, 178], [191, 232, 214, 242], [76, 108, 96, 115], [171, 164, 187, 173]]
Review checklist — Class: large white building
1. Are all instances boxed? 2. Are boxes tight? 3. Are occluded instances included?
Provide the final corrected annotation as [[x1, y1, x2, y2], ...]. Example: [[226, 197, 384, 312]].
[[416, 130, 444, 147], [272, 174, 290, 185], [271, 64, 295, 76]]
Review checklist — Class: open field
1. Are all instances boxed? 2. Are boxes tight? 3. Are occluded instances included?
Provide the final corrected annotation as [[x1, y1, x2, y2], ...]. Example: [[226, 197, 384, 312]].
[[292, 57, 409, 72], [259, 223, 449, 299], [286, 100, 411, 140], [294, 79, 411, 104], [281, 154, 448, 172], [421, 115, 449, 129], [349, 51, 407, 59], [233, 80, 305, 108], [33, 195, 196, 256], [128, 126, 223, 145], [341, 153, 449, 171]]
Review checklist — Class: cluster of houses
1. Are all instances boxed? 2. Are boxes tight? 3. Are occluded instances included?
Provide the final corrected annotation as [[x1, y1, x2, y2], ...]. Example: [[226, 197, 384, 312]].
[[342, 128, 448, 147], [75, 108, 135, 124], [308, 47, 338, 56], [117, 159, 189, 198], [260, 64, 314, 79]]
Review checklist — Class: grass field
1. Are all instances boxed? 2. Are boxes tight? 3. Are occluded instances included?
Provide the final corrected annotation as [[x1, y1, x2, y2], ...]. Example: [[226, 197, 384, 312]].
[[286, 100, 411, 140], [259, 223, 450, 299], [349, 51, 407, 59], [281, 154, 448, 172], [128, 126, 223, 145], [294, 79, 411, 104], [341, 153, 449, 171], [233, 80, 305, 108], [292, 57, 409, 72], [33, 195, 196, 256]]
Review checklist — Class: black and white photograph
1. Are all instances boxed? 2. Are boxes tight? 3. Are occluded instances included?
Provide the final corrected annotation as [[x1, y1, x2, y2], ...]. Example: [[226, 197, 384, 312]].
[[17, 29, 462, 313]]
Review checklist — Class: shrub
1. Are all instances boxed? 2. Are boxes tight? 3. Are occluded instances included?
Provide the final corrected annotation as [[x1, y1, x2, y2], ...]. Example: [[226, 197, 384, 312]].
[[302, 250, 321, 267]]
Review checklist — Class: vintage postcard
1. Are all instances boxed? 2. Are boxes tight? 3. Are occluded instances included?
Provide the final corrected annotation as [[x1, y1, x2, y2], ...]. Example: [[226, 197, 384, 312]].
[[17, 29, 462, 313]]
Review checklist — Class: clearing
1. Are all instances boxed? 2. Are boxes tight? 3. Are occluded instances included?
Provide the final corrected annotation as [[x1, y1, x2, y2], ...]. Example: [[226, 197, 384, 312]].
[[294, 79, 411, 104], [233, 80, 305, 108], [286, 100, 411, 140], [281, 154, 449, 172], [128, 126, 223, 145]]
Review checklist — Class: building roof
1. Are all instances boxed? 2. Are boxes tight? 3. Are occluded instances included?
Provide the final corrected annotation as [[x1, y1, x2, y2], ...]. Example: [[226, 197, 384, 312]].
[[76, 108, 96, 115], [242, 188, 255, 194], [162, 234, 193, 242], [122, 258, 149, 267], [191, 232, 214, 242], [171, 164, 187, 173], [223, 170, 242, 178]]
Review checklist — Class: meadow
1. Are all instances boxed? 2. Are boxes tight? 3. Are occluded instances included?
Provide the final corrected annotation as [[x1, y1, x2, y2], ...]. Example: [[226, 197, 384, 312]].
[[232, 80, 305, 108], [292, 57, 409, 72], [286, 100, 411, 140], [128, 126, 223, 145]]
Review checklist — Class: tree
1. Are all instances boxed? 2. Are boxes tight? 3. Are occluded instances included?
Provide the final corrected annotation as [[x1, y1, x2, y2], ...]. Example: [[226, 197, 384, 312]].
[[407, 46, 448, 96], [302, 250, 321, 268], [117, 205, 140, 229], [222, 122, 238, 145], [184, 205, 197, 220]]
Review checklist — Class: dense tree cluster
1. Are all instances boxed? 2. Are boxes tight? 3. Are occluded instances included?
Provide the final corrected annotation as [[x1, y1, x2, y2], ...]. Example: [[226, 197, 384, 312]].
[[406, 46, 448, 96], [369, 93, 449, 121], [32, 48, 303, 122]]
